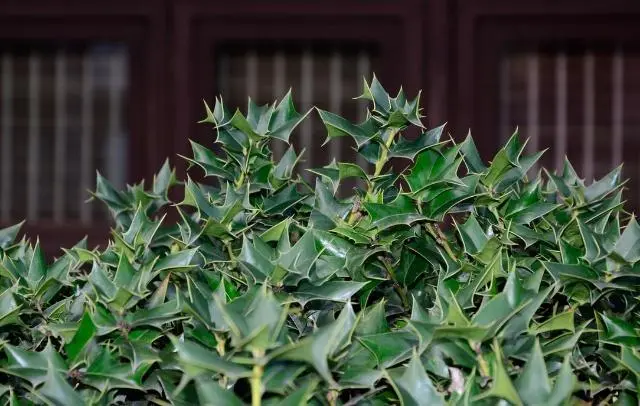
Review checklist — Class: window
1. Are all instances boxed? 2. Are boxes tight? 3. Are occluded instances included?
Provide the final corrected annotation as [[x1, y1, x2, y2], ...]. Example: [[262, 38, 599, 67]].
[[499, 46, 640, 203], [172, 1, 424, 184], [451, 3, 640, 207], [500, 47, 640, 170], [0, 43, 129, 225]]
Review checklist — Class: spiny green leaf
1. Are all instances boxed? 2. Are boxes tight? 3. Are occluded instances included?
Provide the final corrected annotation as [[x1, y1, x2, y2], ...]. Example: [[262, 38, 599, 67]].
[[38, 364, 84, 406], [515, 339, 551, 403], [195, 376, 245, 406], [387, 350, 445, 406], [272, 302, 356, 385], [613, 216, 640, 263], [316, 108, 376, 148], [154, 248, 199, 272], [268, 89, 310, 142], [474, 341, 522, 405], [364, 194, 426, 230], [388, 124, 446, 161], [456, 214, 488, 255], [172, 336, 252, 379], [0, 222, 23, 250], [65, 311, 98, 363], [292, 281, 368, 307]]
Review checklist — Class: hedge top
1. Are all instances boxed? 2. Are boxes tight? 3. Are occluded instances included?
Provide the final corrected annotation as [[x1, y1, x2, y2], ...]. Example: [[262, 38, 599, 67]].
[[0, 77, 638, 405]]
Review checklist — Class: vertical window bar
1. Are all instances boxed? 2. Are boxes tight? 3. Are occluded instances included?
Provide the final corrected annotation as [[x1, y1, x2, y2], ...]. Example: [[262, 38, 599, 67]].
[[583, 51, 595, 181], [356, 51, 371, 175], [53, 50, 67, 223], [27, 52, 41, 221], [329, 49, 343, 163], [106, 49, 127, 189], [555, 51, 568, 172], [1, 54, 13, 222], [526, 53, 539, 174], [80, 52, 94, 224], [218, 53, 229, 96], [612, 47, 624, 167], [272, 50, 286, 159], [499, 57, 511, 142], [246, 49, 258, 100], [300, 48, 313, 174]]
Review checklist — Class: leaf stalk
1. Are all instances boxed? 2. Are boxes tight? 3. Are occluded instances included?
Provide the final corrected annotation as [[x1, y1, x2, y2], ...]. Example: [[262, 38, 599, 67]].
[[426, 223, 458, 261], [251, 350, 264, 406], [373, 128, 399, 177]]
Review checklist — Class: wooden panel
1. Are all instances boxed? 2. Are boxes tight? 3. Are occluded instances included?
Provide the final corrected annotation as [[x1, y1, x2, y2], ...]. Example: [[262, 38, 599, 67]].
[[172, 0, 424, 176], [0, 44, 129, 224], [501, 48, 640, 180], [0, 0, 167, 254], [452, 0, 640, 209], [453, 0, 640, 155]]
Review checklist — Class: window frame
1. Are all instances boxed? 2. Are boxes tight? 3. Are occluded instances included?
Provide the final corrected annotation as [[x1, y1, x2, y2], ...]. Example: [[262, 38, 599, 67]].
[[0, 0, 167, 253], [171, 0, 425, 170], [452, 0, 640, 159]]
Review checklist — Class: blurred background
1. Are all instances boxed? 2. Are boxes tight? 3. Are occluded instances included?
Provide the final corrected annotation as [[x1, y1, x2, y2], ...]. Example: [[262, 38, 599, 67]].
[[0, 0, 639, 254]]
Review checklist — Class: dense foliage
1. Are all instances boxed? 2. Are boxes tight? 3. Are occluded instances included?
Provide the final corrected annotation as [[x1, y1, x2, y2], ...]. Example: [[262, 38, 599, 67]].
[[0, 78, 639, 405]]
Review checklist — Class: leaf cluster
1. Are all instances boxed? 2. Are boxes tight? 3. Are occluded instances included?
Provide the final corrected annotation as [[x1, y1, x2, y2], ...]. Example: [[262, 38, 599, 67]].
[[0, 77, 638, 405]]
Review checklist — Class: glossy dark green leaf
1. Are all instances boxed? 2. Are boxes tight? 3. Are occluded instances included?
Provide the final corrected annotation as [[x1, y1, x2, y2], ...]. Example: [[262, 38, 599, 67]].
[[272, 303, 356, 384], [577, 219, 601, 263], [389, 124, 445, 160], [542, 262, 600, 285], [293, 281, 367, 306], [238, 235, 276, 283], [271, 379, 319, 406], [2, 342, 67, 386], [172, 336, 252, 379], [316, 108, 375, 148], [405, 147, 464, 196], [482, 132, 523, 187], [310, 179, 351, 229], [184, 140, 234, 180], [65, 311, 97, 363], [515, 340, 551, 404], [473, 342, 522, 405], [263, 184, 306, 215], [507, 202, 558, 224], [364, 194, 426, 231], [619, 346, 640, 376], [0, 221, 23, 250], [460, 133, 487, 173], [531, 310, 574, 335], [358, 75, 391, 112], [154, 248, 198, 272], [600, 313, 640, 345], [195, 376, 244, 406], [613, 216, 640, 263], [83, 347, 141, 391], [269, 89, 310, 142], [126, 299, 183, 328], [27, 240, 46, 286], [387, 350, 445, 406], [0, 287, 20, 327], [272, 145, 301, 181], [355, 300, 389, 336], [38, 364, 84, 406], [584, 166, 622, 202], [309, 160, 369, 194], [545, 356, 576, 406], [456, 214, 488, 255]]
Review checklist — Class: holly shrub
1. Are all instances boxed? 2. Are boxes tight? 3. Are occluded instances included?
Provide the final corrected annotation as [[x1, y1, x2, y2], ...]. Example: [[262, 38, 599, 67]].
[[0, 78, 638, 405]]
